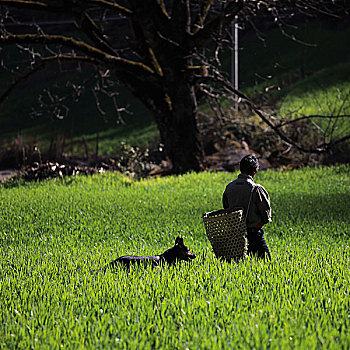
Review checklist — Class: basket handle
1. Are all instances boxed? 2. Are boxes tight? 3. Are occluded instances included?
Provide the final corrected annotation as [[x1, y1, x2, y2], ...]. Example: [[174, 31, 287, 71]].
[[245, 185, 255, 223], [202, 207, 243, 219]]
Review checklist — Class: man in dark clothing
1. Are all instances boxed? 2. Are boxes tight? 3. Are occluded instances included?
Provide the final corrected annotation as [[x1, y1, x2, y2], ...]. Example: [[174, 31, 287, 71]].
[[222, 154, 272, 260]]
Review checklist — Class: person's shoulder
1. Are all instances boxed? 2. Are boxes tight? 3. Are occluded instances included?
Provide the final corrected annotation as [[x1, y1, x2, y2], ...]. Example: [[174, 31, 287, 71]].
[[254, 183, 269, 194], [253, 183, 271, 206], [224, 181, 233, 193], [225, 178, 238, 187]]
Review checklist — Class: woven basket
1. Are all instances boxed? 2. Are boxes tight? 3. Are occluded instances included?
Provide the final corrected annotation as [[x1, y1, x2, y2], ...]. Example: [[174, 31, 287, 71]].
[[202, 207, 248, 262]]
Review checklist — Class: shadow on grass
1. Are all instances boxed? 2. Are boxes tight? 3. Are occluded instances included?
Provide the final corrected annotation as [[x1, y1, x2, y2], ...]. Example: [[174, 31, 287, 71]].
[[271, 191, 350, 237]]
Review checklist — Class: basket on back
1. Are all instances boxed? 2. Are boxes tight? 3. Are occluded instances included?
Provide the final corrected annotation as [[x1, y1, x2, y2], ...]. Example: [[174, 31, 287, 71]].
[[202, 207, 248, 262]]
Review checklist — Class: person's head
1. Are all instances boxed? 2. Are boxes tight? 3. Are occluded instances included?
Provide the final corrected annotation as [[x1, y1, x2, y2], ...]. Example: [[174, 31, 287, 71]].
[[240, 154, 259, 176]]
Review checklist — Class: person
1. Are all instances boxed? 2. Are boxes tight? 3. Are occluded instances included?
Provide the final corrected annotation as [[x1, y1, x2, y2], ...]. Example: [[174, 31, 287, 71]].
[[222, 154, 272, 260]]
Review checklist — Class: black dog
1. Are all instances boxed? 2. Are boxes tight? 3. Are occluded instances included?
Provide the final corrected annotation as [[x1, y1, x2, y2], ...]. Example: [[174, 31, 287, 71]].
[[107, 236, 196, 270]]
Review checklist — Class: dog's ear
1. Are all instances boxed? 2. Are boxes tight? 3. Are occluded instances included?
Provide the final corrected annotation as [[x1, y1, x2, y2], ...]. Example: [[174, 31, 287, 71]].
[[175, 236, 184, 246]]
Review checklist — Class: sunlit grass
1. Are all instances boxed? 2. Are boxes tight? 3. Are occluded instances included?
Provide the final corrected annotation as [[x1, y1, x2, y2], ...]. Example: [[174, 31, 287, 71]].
[[278, 63, 350, 140], [1, 166, 349, 349]]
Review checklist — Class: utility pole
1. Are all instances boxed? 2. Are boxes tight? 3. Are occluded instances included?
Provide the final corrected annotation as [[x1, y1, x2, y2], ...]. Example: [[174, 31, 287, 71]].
[[231, 16, 239, 103]]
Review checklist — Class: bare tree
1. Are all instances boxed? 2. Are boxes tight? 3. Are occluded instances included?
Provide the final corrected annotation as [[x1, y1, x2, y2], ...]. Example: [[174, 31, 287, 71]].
[[0, 0, 349, 173]]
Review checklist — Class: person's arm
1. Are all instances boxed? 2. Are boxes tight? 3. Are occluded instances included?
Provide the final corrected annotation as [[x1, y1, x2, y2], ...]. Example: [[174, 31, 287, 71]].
[[223, 191, 229, 209], [255, 185, 272, 225]]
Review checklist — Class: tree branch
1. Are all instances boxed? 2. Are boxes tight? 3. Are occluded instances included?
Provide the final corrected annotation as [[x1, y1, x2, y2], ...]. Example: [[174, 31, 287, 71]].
[[127, 0, 173, 71], [154, 0, 170, 19], [210, 76, 347, 154], [0, 0, 132, 16], [0, 34, 155, 74], [0, 55, 99, 104], [74, 10, 117, 56], [296, 0, 342, 19], [83, 0, 132, 16], [277, 114, 350, 128], [0, 64, 44, 105], [170, 0, 189, 32], [191, 0, 215, 34], [130, 0, 170, 30], [0, 0, 65, 12], [323, 134, 350, 149], [191, 0, 243, 47]]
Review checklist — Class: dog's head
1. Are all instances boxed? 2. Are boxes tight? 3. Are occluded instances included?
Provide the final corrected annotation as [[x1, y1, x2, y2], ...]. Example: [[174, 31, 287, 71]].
[[173, 236, 196, 261], [161, 236, 196, 264]]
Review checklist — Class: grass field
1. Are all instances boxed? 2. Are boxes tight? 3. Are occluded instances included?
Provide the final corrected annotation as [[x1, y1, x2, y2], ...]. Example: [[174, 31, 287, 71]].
[[1, 166, 349, 349]]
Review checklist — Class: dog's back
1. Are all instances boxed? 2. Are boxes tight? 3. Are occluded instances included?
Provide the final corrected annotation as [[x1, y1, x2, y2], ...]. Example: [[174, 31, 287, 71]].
[[106, 236, 196, 271], [110, 255, 162, 268]]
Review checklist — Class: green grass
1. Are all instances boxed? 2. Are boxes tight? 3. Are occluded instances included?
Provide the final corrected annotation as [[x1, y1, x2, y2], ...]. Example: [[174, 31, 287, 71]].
[[1, 166, 350, 349], [235, 20, 350, 92], [80, 122, 159, 156], [278, 63, 350, 140], [226, 21, 350, 140]]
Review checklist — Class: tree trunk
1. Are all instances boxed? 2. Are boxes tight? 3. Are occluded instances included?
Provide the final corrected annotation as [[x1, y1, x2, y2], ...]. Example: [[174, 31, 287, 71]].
[[118, 70, 204, 174], [154, 83, 204, 174]]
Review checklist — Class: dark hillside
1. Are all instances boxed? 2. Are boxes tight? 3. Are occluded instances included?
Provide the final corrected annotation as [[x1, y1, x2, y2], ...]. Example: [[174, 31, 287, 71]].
[[0, 16, 349, 160], [224, 18, 350, 93]]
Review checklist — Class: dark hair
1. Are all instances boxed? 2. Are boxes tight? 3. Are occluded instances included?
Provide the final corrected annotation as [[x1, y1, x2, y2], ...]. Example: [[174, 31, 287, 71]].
[[240, 154, 259, 175]]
